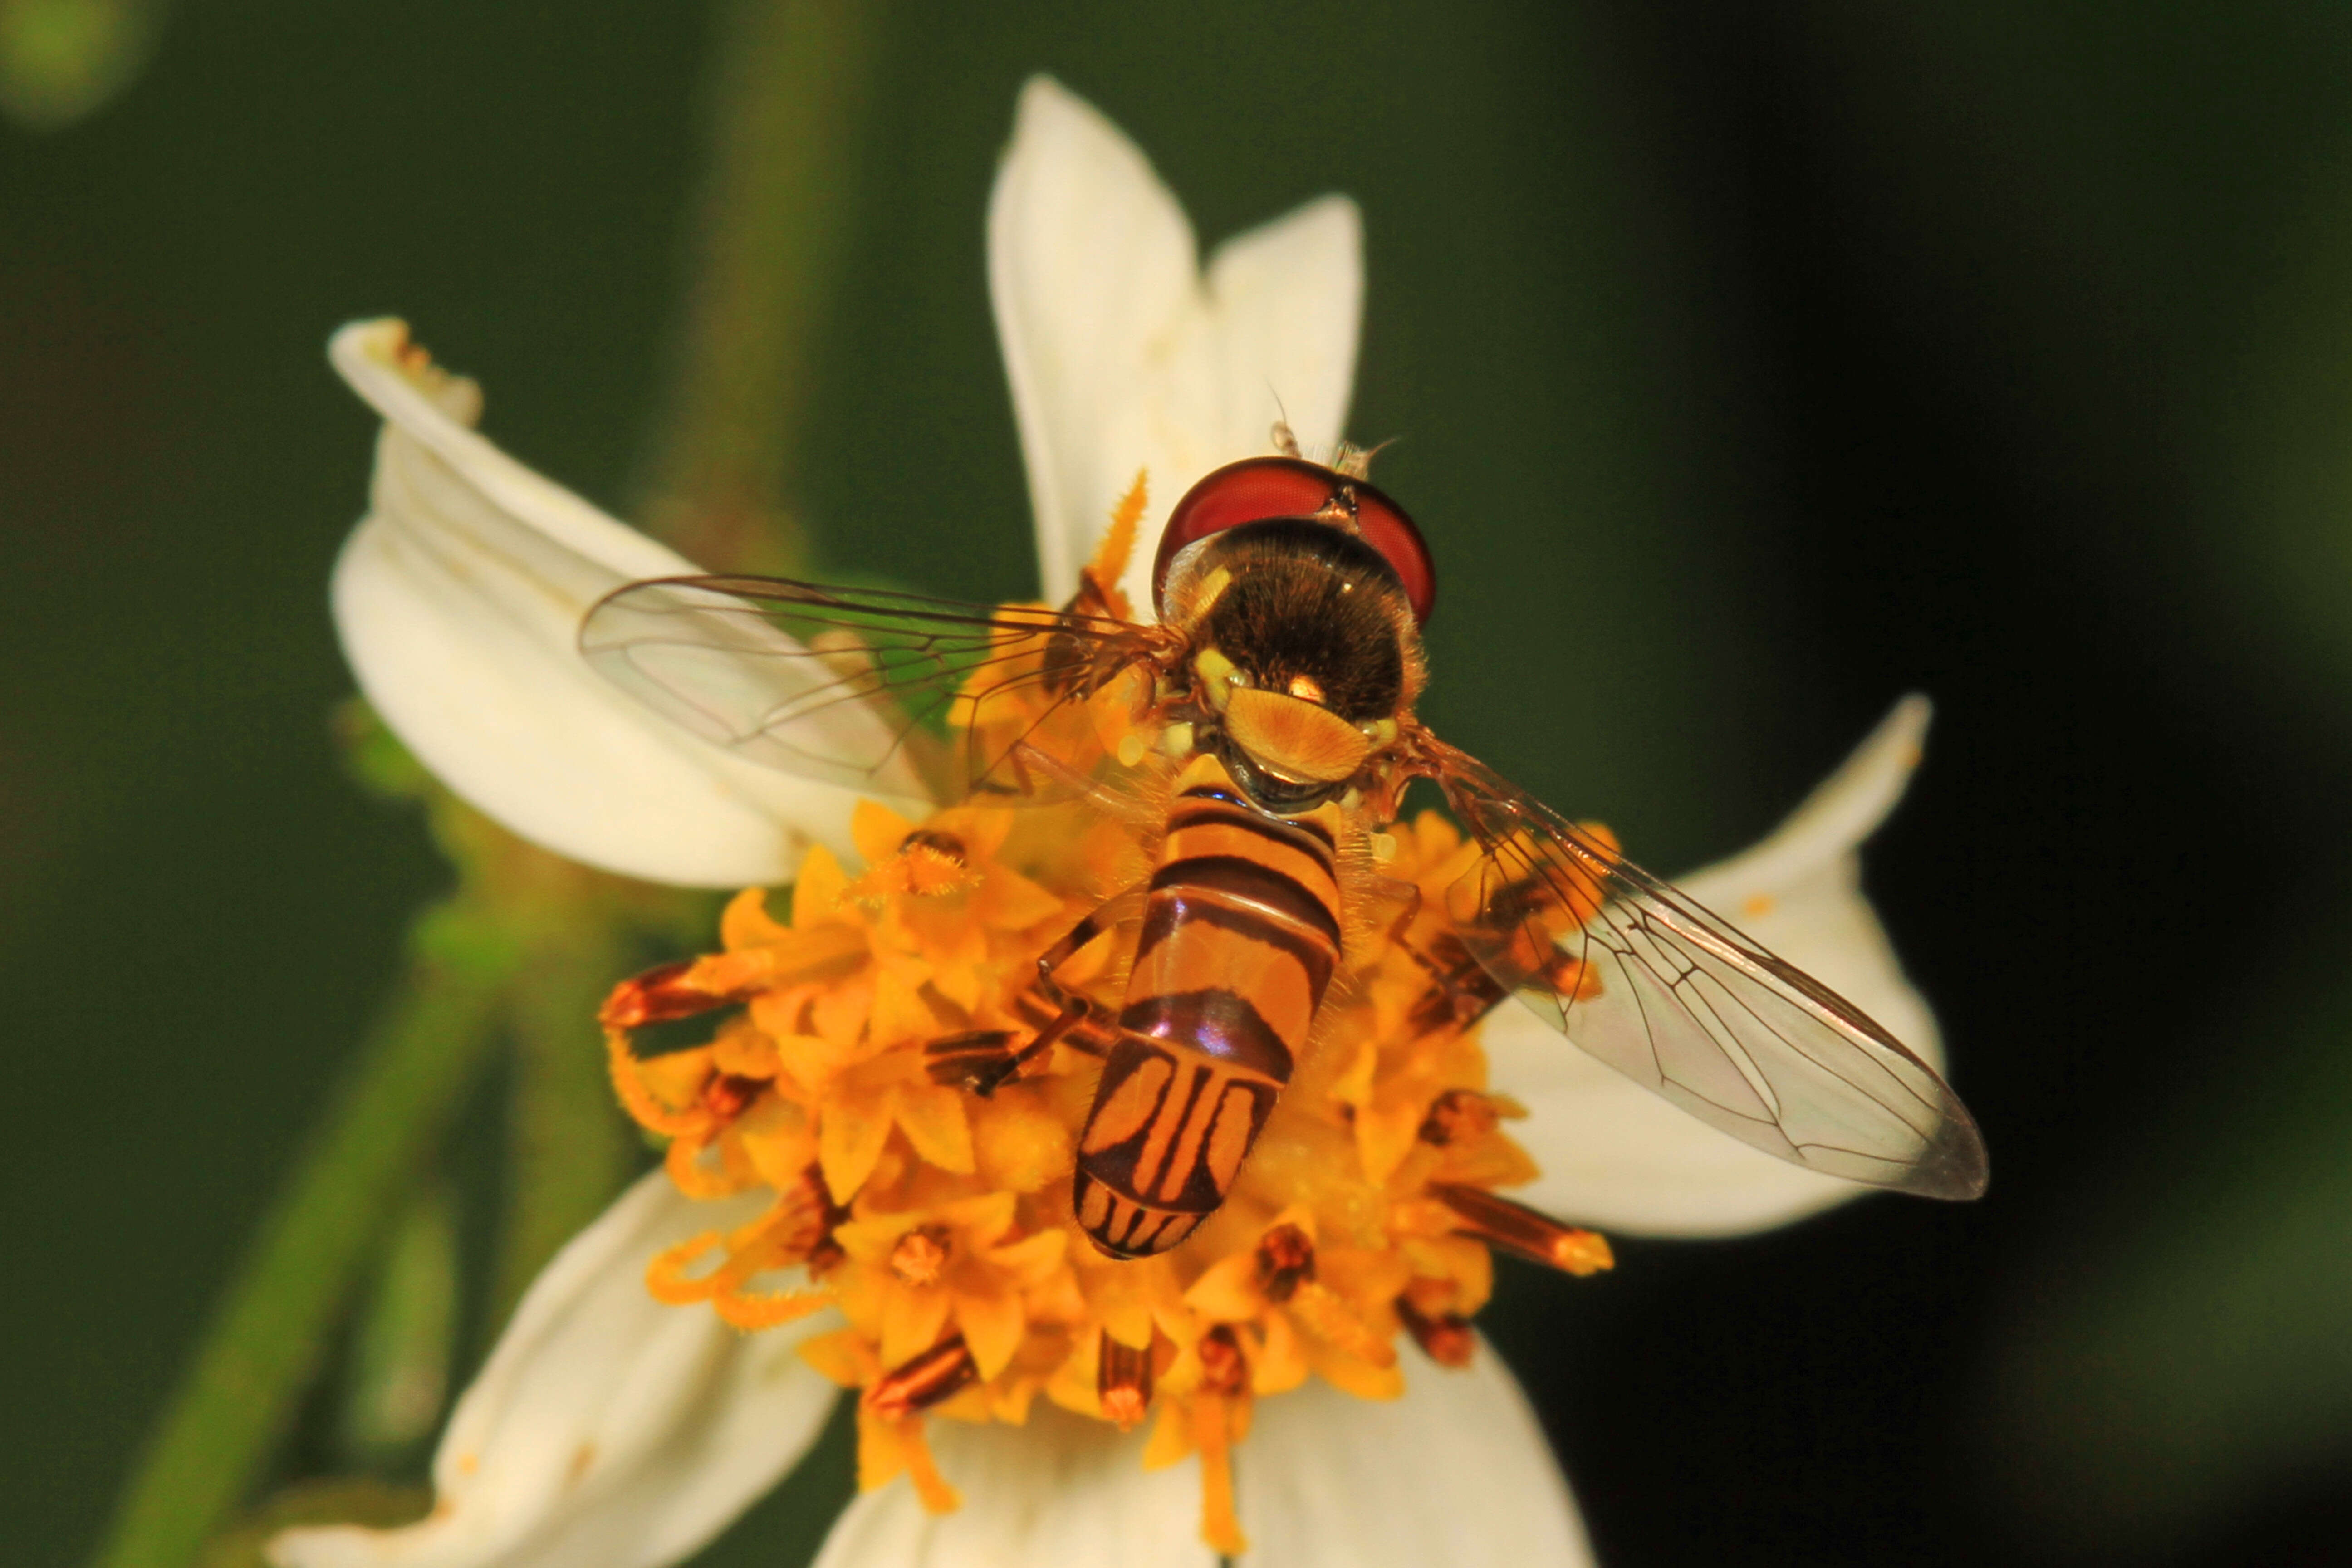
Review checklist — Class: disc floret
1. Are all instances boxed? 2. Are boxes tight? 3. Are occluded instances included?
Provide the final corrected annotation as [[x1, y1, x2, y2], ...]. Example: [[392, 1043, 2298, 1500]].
[[602, 794, 1612, 1555]]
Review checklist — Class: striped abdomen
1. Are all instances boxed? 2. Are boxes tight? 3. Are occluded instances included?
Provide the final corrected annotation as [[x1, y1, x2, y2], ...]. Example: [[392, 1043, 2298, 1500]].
[[1073, 765, 1346, 1258]]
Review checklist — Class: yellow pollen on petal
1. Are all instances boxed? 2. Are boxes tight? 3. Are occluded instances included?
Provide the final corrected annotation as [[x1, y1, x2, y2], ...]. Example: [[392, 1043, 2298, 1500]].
[[598, 706, 1616, 1557]]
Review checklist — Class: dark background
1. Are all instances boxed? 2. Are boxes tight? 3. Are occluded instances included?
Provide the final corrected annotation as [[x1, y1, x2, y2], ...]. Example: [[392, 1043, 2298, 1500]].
[[10, 2, 2352, 1564]]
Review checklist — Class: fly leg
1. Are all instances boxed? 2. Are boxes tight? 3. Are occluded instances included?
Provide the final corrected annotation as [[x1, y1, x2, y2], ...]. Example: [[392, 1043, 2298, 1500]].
[[1371, 872, 1511, 1036], [923, 885, 1145, 1096]]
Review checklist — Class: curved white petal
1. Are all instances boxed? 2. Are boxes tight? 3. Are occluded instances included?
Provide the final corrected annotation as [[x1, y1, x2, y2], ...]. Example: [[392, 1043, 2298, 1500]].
[[1240, 1345, 1594, 1568], [812, 1345, 1589, 1568], [330, 319, 866, 887], [990, 77, 1362, 615], [813, 1406, 1214, 1568], [271, 1173, 843, 1568], [1496, 696, 1949, 1237]]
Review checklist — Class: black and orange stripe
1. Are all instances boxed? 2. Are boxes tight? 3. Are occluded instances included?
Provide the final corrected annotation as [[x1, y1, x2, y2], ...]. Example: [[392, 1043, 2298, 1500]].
[[1073, 756, 1348, 1258]]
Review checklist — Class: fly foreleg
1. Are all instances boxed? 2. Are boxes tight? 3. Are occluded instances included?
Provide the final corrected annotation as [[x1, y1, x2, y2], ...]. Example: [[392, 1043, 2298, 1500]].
[[922, 885, 1144, 1096]]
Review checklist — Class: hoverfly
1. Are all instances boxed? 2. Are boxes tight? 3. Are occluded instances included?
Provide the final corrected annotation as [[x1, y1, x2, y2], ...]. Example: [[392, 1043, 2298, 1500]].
[[581, 444, 1988, 1259]]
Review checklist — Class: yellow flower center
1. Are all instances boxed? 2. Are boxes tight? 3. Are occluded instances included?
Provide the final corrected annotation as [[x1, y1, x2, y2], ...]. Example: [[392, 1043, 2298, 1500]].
[[600, 735, 1614, 1556]]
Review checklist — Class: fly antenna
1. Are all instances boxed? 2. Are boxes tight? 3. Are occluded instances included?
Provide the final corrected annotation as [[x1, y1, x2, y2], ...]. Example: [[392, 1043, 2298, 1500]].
[[1268, 386, 1303, 458], [1336, 435, 1401, 480]]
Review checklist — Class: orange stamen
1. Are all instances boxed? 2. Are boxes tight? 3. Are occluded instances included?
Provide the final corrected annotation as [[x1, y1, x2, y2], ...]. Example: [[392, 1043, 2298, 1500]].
[[866, 1335, 980, 1422], [1432, 1183, 1615, 1275], [900, 828, 970, 865], [701, 1073, 764, 1121], [1394, 1294, 1477, 1367], [1097, 1332, 1153, 1430], [601, 959, 733, 1029], [1418, 1088, 1502, 1147], [1197, 1324, 1249, 1397], [1253, 1224, 1316, 1304]]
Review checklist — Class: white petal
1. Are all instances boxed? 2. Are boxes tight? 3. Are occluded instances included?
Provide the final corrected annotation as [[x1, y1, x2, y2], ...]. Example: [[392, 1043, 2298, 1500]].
[[330, 319, 867, 887], [812, 1407, 1214, 1568], [812, 1346, 1588, 1568], [1239, 1345, 1595, 1568], [271, 1173, 842, 1568], [1495, 696, 1950, 1237], [990, 78, 1362, 615]]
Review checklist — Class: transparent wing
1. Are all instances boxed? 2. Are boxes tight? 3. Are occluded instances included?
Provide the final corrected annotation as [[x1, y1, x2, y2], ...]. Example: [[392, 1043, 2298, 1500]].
[[578, 575, 1170, 806], [1418, 737, 1986, 1200]]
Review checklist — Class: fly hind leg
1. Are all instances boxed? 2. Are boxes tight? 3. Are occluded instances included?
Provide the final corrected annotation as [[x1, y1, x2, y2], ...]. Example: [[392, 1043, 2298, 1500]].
[[922, 886, 1143, 1097], [1371, 872, 1510, 1036]]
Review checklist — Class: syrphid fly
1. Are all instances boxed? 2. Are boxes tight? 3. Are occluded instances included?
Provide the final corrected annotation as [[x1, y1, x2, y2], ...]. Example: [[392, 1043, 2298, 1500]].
[[580, 435, 1988, 1259]]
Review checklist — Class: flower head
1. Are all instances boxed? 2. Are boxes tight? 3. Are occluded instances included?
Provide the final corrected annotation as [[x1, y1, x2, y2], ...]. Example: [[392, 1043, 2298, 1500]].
[[275, 75, 1951, 1568], [593, 750, 1634, 1553]]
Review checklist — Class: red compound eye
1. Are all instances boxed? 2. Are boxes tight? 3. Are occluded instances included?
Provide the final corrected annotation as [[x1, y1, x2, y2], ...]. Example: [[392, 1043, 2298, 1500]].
[[1152, 456, 1437, 626]]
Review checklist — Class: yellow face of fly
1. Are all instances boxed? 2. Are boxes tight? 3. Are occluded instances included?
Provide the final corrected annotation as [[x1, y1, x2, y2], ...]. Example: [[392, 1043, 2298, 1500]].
[[1219, 684, 1373, 784]]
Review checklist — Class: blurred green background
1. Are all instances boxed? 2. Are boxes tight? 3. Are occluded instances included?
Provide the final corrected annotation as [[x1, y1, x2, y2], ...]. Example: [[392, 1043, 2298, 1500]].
[[8, 2, 2352, 1564]]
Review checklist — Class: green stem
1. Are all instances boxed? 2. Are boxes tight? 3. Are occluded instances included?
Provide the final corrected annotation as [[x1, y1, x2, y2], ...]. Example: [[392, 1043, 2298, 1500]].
[[491, 923, 638, 1325], [96, 0, 894, 1552], [337, 1181, 461, 1468], [637, 0, 887, 573], [88, 902, 514, 1568]]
